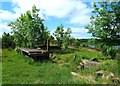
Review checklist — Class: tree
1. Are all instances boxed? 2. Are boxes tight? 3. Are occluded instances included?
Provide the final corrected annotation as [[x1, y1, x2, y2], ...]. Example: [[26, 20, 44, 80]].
[[2, 32, 15, 48], [69, 38, 76, 46], [53, 24, 64, 49], [63, 28, 72, 48], [85, 2, 120, 58], [8, 5, 49, 48], [53, 24, 71, 49]]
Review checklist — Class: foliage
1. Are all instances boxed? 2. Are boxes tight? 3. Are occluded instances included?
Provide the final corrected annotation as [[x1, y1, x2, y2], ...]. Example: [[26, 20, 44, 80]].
[[8, 5, 49, 48], [53, 24, 64, 48], [54, 47, 110, 63], [73, 39, 80, 47], [101, 45, 117, 59], [53, 24, 72, 49], [69, 38, 89, 47], [15, 46, 21, 53], [2, 32, 15, 48], [49, 35, 54, 40], [80, 43, 88, 47], [0, 38, 2, 48], [85, 2, 120, 58], [69, 38, 75, 46], [63, 28, 72, 48]]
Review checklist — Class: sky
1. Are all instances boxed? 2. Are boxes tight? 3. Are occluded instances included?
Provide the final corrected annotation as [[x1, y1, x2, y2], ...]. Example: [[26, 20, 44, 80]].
[[0, 0, 102, 39]]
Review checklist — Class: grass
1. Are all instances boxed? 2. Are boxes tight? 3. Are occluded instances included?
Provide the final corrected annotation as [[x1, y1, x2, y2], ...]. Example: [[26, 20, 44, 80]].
[[2, 48, 119, 84], [2, 49, 74, 84], [0, 48, 2, 85]]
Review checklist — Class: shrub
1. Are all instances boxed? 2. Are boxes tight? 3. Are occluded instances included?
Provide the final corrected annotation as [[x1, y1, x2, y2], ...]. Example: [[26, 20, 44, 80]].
[[2, 32, 15, 48], [15, 46, 20, 53], [80, 43, 88, 47], [102, 45, 117, 59]]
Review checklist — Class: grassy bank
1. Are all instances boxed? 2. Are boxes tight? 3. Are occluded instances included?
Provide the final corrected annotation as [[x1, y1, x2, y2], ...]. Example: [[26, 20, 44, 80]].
[[2, 48, 119, 84]]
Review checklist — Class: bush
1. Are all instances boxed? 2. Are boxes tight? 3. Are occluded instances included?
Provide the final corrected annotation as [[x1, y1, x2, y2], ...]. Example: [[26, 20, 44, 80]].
[[102, 45, 117, 59], [15, 46, 20, 53], [80, 43, 88, 47], [2, 32, 15, 48]]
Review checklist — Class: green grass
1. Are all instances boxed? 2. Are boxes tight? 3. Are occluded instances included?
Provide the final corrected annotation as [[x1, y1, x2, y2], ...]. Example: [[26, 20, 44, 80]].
[[0, 48, 2, 85], [53, 48, 110, 65], [2, 48, 119, 84], [2, 49, 75, 84]]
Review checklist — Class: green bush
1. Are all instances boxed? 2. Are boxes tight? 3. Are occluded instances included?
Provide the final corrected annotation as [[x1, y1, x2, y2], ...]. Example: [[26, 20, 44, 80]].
[[80, 43, 88, 47], [2, 32, 15, 48], [102, 45, 117, 59], [15, 46, 20, 53]]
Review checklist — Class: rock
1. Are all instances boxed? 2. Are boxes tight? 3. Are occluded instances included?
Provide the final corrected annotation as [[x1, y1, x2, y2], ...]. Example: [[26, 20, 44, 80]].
[[37, 48, 41, 50], [96, 70, 104, 77], [71, 72, 96, 83], [82, 59, 89, 64], [106, 72, 114, 79], [71, 72, 79, 77], [81, 59, 100, 68], [52, 56, 56, 59], [111, 78, 120, 84], [80, 63, 84, 70]]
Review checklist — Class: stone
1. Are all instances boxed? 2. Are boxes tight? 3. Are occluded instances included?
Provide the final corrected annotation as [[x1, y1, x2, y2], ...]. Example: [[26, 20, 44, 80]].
[[96, 70, 104, 77], [80, 63, 84, 70], [106, 72, 114, 79], [71, 72, 96, 83], [111, 78, 120, 84], [81, 59, 100, 68], [71, 72, 79, 77], [52, 56, 56, 59], [37, 48, 41, 50]]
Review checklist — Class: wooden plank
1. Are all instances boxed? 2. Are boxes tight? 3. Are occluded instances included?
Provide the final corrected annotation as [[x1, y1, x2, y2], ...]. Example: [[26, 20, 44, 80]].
[[20, 48, 47, 53], [19, 48, 49, 60]]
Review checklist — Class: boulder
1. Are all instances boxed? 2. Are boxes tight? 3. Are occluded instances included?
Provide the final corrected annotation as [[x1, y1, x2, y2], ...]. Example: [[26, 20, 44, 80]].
[[81, 59, 100, 68]]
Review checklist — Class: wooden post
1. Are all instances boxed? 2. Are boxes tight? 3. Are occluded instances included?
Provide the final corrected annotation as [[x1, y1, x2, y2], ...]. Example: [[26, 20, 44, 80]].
[[47, 39, 50, 52]]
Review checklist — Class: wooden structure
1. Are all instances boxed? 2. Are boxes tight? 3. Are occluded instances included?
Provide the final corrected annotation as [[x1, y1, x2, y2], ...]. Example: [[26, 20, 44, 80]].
[[20, 48, 49, 60], [19, 39, 61, 60]]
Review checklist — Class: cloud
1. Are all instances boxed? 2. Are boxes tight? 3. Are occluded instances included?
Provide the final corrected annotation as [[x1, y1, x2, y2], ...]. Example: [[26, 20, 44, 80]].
[[69, 13, 91, 25], [71, 32, 92, 39], [50, 27, 91, 39], [12, 0, 46, 19], [11, 0, 92, 25], [0, 10, 19, 22], [71, 27, 88, 33], [0, 23, 11, 37], [0, 10, 18, 37], [70, 27, 91, 39]]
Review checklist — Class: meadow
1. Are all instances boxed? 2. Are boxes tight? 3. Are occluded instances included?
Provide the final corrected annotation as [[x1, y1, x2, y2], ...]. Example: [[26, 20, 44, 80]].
[[2, 47, 119, 84]]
